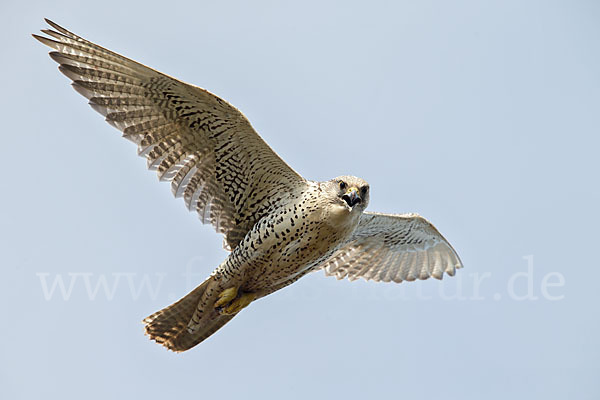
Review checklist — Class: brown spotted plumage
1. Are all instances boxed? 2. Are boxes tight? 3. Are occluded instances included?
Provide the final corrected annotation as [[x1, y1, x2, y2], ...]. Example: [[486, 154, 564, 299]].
[[34, 20, 463, 352]]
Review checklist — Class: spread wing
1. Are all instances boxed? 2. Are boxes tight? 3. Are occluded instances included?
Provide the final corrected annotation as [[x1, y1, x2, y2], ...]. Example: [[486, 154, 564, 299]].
[[34, 19, 306, 250], [320, 212, 463, 282]]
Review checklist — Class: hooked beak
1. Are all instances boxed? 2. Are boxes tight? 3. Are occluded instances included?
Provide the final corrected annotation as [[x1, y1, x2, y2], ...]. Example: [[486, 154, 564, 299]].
[[342, 187, 361, 208]]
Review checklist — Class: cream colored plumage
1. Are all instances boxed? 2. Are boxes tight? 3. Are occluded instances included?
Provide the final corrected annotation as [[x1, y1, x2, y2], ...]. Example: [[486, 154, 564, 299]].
[[34, 19, 463, 352], [323, 212, 462, 282]]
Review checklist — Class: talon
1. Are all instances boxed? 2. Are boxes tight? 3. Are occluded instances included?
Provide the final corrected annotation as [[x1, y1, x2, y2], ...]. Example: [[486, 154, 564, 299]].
[[221, 292, 256, 315], [215, 287, 238, 308]]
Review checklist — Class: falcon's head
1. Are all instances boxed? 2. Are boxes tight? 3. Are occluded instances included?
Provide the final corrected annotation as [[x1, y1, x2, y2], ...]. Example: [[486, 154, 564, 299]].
[[326, 175, 370, 214]]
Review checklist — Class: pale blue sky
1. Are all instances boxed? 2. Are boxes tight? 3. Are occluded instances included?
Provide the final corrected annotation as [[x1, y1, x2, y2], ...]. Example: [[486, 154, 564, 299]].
[[2, 1, 599, 399]]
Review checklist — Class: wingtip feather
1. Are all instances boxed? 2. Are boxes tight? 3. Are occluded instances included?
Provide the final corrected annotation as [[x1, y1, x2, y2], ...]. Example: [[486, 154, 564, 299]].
[[71, 81, 94, 99], [89, 101, 109, 116], [58, 64, 80, 81], [48, 51, 63, 64], [44, 18, 71, 36], [32, 33, 52, 46]]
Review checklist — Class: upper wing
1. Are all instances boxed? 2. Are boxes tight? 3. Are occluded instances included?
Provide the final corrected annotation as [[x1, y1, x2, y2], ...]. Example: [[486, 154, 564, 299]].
[[34, 19, 306, 250], [319, 212, 463, 282]]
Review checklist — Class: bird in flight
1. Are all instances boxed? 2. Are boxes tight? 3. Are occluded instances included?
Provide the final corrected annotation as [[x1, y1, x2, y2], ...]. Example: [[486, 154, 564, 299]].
[[34, 19, 463, 352]]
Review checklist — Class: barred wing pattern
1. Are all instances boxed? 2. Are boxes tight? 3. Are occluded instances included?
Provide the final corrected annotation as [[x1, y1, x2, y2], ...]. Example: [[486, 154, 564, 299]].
[[321, 212, 463, 282], [34, 19, 306, 250]]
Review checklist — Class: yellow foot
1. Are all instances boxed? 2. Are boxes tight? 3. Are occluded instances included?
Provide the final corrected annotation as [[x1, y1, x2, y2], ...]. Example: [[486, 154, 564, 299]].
[[220, 292, 257, 315], [214, 287, 238, 308]]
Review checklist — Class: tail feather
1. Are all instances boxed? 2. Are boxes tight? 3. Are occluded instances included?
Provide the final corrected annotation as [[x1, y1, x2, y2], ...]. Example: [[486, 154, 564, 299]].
[[143, 277, 235, 352]]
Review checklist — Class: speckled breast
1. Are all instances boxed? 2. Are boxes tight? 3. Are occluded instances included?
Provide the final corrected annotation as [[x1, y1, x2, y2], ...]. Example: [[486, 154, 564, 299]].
[[231, 188, 354, 292]]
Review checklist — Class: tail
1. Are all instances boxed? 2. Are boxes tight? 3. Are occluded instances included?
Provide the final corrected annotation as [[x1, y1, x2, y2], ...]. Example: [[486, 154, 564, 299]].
[[143, 276, 235, 352]]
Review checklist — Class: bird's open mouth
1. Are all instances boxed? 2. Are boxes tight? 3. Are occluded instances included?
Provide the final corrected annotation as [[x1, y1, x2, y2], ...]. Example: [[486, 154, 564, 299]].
[[342, 188, 361, 208]]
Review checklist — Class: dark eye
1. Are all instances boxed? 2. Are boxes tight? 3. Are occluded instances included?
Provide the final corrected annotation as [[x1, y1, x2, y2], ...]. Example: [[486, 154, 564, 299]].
[[339, 181, 347, 190], [361, 186, 368, 196]]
